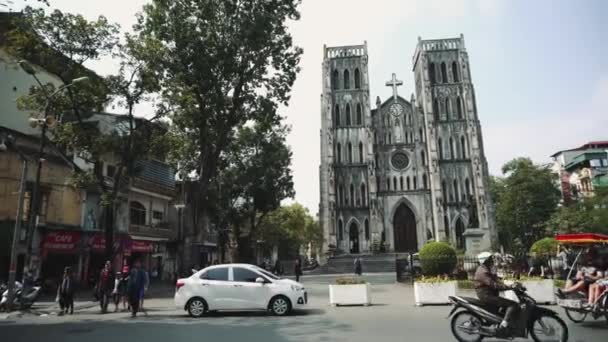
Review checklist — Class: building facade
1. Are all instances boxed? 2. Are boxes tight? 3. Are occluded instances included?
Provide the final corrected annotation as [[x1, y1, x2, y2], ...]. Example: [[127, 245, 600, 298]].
[[319, 36, 496, 256]]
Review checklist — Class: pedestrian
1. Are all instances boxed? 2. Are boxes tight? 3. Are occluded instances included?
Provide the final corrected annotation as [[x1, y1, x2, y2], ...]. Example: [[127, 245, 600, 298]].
[[127, 260, 146, 317], [57, 267, 74, 316], [274, 259, 283, 276], [294, 259, 302, 282], [112, 272, 129, 312], [140, 267, 150, 312], [354, 258, 362, 276], [97, 260, 114, 314]]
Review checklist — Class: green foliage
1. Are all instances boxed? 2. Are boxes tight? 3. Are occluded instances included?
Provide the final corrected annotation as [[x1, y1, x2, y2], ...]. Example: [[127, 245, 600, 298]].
[[554, 279, 566, 289], [493, 158, 560, 253], [416, 276, 453, 283], [545, 187, 608, 235], [457, 280, 475, 289], [529, 237, 558, 257], [419, 242, 457, 276], [336, 277, 366, 285]]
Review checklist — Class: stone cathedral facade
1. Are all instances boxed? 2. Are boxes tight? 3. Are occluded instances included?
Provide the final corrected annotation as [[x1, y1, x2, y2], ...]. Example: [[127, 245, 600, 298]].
[[318, 36, 496, 256]]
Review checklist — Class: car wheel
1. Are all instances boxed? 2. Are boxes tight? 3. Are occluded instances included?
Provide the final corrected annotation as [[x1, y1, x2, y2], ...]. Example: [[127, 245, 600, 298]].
[[269, 296, 291, 316], [187, 297, 207, 318]]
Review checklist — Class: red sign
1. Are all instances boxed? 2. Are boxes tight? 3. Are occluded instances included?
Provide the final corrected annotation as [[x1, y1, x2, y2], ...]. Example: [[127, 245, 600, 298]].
[[42, 231, 81, 252], [90, 234, 106, 251], [131, 240, 153, 253]]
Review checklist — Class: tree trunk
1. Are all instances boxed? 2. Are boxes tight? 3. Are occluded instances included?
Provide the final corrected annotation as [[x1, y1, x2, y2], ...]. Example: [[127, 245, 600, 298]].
[[103, 205, 115, 263]]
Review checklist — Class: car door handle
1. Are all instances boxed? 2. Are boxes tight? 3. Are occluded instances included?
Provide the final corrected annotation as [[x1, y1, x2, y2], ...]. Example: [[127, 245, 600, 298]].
[[201, 283, 209, 286], [233, 284, 243, 287]]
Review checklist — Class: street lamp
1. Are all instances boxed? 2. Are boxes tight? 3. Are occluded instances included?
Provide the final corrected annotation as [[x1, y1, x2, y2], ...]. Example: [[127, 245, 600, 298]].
[[18, 60, 89, 273], [0, 131, 29, 311]]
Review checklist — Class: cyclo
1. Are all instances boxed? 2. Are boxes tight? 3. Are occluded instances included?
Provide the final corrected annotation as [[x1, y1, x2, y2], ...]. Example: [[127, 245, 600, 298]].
[[555, 233, 608, 324]]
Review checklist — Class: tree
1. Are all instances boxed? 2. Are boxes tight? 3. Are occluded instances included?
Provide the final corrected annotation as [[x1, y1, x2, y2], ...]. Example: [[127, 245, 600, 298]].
[[494, 158, 560, 253], [133, 0, 303, 241], [10, 8, 167, 260], [545, 187, 608, 235]]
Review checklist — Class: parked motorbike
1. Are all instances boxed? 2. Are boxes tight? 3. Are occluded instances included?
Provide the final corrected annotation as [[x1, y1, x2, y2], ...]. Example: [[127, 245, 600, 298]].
[[448, 282, 568, 342], [0, 281, 42, 311]]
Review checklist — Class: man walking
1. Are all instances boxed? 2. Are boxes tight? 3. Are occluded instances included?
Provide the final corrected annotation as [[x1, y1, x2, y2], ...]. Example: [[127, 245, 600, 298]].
[[294, 259, 302, 282], [354, 258, 362, 276], [57, 267, 74, 315], [97, 261, 114, 314], [127, 260, 146, 317]]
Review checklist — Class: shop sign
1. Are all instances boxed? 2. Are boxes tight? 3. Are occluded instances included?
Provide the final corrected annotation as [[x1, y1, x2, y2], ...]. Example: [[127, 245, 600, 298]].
[[42, 231, 81, 252], [132, 240, 154, 253]]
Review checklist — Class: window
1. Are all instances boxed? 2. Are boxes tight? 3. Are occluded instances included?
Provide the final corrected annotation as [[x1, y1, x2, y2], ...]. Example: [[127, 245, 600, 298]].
[[388, 133, 392, 144], [444, 216, 450, 238], [375, 153, 378, 167], [106, 164, 116, 177], [419, 128, 424, 142], [442, 180, 447, 202], [413, 176, 417, 190], [233, 267, 261, 283], [358, 142, 363, 163], [429, 62, 436, 85], [350, 184, 355, 206], [393, 177, 397, 191], [335, 105, 340, 126], [344, 69, 350, 89], [438, 138, 444, 159], [441, 62, 448, 83], [364, 219, 370, 240], [337, 185, 343, 205], [332, 69, 339, 90], [465, 178, 471, 197], [356, 104, 362, 125], [421, 150, 426, 166], [130, 201, 146, 226], [454, 180, 459, 202], [452, 61, 459, 82], [152, 210, 164, 221], [400, 176, 404, 190], [354, 68, 361, 89], [337, 143, 341, 163], [449, 138, 455, 159], [346, 104, 351, 125], [445, 98, 451, 120], [456, 97, 463, 119], [423, 174, 428, 189], [361, 184, 366, 205], [386, 177, 391, 191], [338, 219, 343, 240], [406, 177, 411, 190], [461, 136, 467, 158], [201, 267, 229, 281], [347, 143, 353, 163], [433, 100, 439, 121]]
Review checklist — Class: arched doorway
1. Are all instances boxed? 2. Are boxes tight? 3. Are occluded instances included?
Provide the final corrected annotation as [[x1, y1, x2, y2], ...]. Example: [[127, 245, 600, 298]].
[[349, 222, 360, 254], [455, 218, 465, 250], [393, 203, 418, 252]]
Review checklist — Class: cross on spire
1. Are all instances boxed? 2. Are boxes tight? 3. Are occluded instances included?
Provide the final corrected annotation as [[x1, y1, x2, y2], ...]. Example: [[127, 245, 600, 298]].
[[385, 73, 403, 101]]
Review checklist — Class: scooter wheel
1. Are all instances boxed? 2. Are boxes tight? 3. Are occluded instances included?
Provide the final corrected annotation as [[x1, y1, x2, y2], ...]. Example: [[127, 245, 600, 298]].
[[530, 314, 568, 342], [450, 311, 484, 342]]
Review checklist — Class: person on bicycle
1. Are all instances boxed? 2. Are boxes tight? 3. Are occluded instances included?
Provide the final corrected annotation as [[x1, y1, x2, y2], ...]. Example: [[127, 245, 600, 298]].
[[557, 248, 603, 298], [474, 252, 518, 333]]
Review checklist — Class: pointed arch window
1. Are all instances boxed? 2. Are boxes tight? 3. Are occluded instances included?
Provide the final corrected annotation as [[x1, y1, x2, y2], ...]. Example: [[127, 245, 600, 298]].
[[433, 100, 439, 121], [452, 61, 459, 82], [354, 68, 361, 89], [413, 176, 417, 190], [419, 128, 424, 142], [429, 62, 436, 85], [332, 69, 339, 90], [347, 143, 353, 163], [406, 177, 411, 190], [421, 150, 426, 166], [386, 177, 391, 191], [454, 180, 460, 202], [441, 62, 448, 83], [442, 180, 448, 202], [445, 98, 451, 120], [456, 97, 463, 119], [344, 69, 350, 89], [388, 132, 392, 144], [444, 216, 450, 237], [336, 143, 342, 163], [350, 184, 355, 207], [346, 104, 351, 125], [449, 138, 455, 159], [438, 138, 444, 159], [338, 219, 343, 240], [465, 178, 471, 197], [361, 183, 366, 206], [338, 184, 344, 205], [423, 173, 428, 189], [358, 142, 364, 163], [335, 105, 340, 126], [400, 176, 404, 190], [364, 219, 370, 240], [356, 104, 362, 125], [393, 177, 397, 191], [460, 136, 467, 159], [375, 153, 378, 167]]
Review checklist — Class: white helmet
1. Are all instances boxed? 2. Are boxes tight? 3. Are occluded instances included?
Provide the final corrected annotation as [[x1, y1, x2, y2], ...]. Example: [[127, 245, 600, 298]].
[[477, 251, 493, 265]]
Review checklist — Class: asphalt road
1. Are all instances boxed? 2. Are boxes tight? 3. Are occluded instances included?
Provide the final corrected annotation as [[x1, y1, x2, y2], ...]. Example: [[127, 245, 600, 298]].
[[1, 274, 606, 342]]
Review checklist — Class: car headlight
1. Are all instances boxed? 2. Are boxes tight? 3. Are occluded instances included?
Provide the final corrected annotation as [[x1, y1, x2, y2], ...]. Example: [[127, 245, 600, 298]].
[[291, 285, 304, 291]]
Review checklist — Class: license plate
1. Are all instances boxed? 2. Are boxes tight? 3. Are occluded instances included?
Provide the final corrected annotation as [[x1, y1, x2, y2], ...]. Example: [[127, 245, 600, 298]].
[[558, 299, 582, 309]]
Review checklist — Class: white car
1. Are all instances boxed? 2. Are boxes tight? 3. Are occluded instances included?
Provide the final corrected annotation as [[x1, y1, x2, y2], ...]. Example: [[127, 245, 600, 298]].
[[175, 263, 307, 317]]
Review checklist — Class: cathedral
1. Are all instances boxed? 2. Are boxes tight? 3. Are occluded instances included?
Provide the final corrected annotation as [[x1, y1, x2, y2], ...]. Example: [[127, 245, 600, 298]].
[[318, 35, 497, 256]]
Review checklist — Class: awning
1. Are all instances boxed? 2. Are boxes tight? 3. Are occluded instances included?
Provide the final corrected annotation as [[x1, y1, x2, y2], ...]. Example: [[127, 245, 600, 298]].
[[42, 231, 81, 253], [129, 235, 169, 242], [555, 233, 608, 244]]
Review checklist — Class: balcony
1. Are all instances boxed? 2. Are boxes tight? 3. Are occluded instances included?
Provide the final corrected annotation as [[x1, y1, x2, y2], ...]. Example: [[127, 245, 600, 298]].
[[129, 223, 175, 240]]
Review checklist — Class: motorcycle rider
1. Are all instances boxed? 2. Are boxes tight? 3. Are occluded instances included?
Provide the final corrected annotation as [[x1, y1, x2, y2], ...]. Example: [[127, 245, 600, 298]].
[[474, 252, 518, 334]]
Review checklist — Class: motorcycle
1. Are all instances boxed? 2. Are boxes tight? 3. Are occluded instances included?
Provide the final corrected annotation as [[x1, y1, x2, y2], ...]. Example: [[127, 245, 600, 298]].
[[448, 282, 568, 342], [0, 281, 42, 311]]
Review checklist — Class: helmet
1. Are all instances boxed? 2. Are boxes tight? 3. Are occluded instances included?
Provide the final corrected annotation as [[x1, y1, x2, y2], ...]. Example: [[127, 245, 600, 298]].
[[477, 251, 493, 265]]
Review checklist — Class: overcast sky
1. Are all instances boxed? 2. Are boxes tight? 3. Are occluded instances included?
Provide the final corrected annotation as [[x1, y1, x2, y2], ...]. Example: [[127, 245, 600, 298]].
[[13, 0, 608, 214]]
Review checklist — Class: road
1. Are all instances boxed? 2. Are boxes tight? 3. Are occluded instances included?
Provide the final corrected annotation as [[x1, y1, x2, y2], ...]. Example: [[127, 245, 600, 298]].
[[0, 274, 606, 342]]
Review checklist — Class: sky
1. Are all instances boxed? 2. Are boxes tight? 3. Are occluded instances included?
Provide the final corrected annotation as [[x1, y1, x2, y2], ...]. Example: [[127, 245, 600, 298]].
[[9, 0, 608, 214]]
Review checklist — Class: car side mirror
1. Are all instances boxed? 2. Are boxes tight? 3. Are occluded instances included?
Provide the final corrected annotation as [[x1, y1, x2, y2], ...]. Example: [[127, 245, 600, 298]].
[[255, 277, 265, 284]]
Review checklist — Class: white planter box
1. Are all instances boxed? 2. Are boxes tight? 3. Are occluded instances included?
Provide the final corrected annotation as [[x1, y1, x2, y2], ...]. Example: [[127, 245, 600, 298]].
[[414, 281, 457, 306], [501, 280, 556, 304], [329, 283, 371, 306]]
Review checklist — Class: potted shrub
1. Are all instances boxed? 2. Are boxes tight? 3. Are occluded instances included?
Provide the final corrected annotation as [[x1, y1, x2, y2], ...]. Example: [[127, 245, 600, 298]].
[[501, 276, 556, 304], [329, 277, 371, 306], [414, 242, 458, 306]]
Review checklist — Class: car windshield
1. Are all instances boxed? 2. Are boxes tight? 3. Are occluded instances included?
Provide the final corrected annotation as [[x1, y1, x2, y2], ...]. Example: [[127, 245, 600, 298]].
[[255, 267, 280, 280]]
